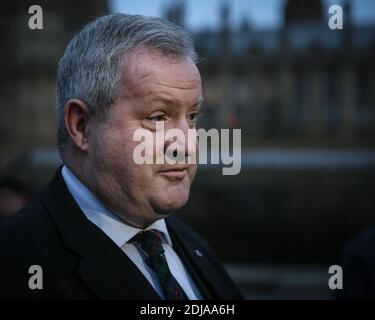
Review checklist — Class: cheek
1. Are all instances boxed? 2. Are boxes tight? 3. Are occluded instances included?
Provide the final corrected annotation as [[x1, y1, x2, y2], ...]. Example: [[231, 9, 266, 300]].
[[111, 130, 156, 183], [91, 126, 135, 172]]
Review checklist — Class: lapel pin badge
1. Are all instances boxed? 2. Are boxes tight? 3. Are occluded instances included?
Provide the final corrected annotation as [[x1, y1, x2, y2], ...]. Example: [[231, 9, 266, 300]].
[[194, 249, 203, 257]]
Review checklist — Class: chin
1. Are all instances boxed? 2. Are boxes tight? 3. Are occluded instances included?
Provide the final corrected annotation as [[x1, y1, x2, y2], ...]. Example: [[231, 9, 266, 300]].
[[151, 187, 190, 215]]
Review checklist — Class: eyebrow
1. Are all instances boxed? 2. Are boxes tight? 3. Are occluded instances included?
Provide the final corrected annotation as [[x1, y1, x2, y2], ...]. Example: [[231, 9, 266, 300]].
[[148, 96, 204, 110]]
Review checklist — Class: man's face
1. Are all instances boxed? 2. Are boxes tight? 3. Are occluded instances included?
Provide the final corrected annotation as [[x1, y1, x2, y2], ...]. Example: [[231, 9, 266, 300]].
[[87, 47, 202, 227]]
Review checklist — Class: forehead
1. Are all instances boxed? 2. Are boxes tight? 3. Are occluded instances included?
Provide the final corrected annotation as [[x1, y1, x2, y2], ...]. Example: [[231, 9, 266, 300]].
[[120, 47, 202, 100]]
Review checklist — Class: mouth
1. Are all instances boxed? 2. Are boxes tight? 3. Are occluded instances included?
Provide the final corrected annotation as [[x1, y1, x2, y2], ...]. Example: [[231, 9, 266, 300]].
[[158, 165, 189, 180]]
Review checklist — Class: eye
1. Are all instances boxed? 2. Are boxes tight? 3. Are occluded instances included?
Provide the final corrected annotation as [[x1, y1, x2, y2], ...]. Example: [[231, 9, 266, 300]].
[[188, 112, 200, 123], [149, 114, 165, 122]]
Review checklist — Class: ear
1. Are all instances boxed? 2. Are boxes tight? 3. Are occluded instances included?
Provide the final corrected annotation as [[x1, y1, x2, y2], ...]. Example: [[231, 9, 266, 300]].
[[64, 99, 93, 152]]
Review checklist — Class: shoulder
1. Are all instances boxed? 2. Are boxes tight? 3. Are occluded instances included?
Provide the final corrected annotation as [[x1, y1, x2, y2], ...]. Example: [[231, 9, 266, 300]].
[[336, 226, 375, 299], [0, 189, 66, 270], [0, 193, 58, 250], [0, 193, 64, 271], [343, 226, 375, 266], [0, 194, 65, 298]]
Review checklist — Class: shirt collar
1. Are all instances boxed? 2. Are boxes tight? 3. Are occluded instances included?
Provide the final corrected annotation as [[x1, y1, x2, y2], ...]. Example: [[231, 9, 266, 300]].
[[61, 165, 173, 248]]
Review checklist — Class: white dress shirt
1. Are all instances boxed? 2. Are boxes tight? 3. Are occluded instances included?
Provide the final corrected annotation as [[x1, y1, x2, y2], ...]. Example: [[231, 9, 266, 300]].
[[61, 165, 202, 300]]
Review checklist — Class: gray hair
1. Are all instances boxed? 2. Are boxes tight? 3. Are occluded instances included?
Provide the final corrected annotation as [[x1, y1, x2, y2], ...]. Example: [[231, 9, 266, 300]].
[[55, 13, 198, 157]]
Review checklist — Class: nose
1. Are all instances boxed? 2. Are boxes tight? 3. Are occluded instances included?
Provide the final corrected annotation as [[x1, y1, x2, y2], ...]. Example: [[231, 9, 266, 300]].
[[164, 118, 197, 163]]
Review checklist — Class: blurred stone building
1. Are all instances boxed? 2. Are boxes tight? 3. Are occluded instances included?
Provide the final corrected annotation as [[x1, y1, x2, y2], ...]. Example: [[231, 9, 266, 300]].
[[1, 0, 374, 168], [0, 0, 108, 167], [193, 0, 375, 147]]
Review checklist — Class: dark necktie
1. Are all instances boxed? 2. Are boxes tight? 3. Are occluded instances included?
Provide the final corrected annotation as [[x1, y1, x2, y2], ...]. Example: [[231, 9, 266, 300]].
[[132, 229, 188, 300]]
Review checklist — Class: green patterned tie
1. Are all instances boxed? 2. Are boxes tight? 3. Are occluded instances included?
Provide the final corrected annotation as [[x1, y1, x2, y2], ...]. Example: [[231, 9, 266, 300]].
[[132, 229, 188, 300]]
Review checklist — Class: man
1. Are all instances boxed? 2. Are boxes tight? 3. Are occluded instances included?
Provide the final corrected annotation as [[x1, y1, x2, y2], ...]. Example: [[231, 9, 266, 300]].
[[0, 14, 242, 300]]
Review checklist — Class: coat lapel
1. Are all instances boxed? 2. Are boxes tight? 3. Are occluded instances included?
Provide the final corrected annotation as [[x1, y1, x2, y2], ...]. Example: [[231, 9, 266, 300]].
[[168, 230, 214, 299], [42, 168, 160, 300], [166, 216, 229, 300]]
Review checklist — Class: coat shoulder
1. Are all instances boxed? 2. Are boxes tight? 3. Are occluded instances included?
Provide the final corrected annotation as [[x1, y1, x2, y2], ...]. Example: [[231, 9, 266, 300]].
[[0, 193, 59, 251], [336, 226, 375, 299], [0, 193, 70, 299]]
